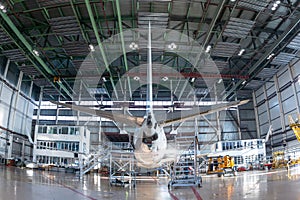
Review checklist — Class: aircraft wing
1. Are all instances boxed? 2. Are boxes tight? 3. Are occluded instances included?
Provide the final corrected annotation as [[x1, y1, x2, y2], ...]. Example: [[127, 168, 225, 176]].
[[50, 101, 145, 127], [158, 100, 249, 127]]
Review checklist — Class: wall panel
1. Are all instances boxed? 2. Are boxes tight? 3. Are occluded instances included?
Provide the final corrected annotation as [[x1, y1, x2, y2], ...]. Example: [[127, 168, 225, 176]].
[[281, 87, 293, 101], [258, 103, 267, 115], [270, 105, 280, 120], [278, 69, 289, 88], [258, 111, 268, 125], [271, 117, 281, 130], [282, 97, 297, 114], [1, 85, 12, 101]]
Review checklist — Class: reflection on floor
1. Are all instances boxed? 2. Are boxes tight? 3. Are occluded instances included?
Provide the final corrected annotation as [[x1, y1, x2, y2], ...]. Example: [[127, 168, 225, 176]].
[[1, 165, 300, 200]]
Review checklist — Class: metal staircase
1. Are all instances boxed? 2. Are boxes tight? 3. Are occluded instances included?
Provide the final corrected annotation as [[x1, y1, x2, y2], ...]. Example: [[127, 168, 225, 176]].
[[109, 142, 136, 188], [168, 135, 202, 190], [79, 141, 111, 178]]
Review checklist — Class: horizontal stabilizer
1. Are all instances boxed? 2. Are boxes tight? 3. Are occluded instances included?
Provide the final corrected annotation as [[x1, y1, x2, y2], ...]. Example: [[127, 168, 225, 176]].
[[50, 101, 144, 127], [159, 100, 250, 127]]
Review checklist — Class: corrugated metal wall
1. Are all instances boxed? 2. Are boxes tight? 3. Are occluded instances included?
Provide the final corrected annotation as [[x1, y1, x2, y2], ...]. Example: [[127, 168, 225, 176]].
[[0, 57, 35, 160], [254, 60, 300, 155]]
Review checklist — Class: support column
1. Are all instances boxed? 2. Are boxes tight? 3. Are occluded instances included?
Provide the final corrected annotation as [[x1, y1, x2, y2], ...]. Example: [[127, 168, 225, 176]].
[[36, 86, 44, 125], [77, 81, 83, 125], [274, 75, 286, 150], [235, 93, 242, 140], [21, 140, 25, 161], [0, 59, 10, 95], [214, 84, 221, 141], [22, 81, 34, 143], [263, 84, 272, 134], [10, 72, 23, 131], [288, 63, 300, 113], [55, 95, 60, 125], [252, 91, 260, 139]]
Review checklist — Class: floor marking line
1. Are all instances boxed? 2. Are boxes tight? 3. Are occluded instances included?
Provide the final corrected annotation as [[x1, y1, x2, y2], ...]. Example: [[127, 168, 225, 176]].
[[191, 186, 203, 200], [43, 174, 97, 200], [168, 191, 180, 200]]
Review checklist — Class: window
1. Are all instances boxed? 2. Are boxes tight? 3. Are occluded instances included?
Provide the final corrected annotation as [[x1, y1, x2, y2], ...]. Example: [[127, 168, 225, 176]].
[[38, 126, 47, 134], [70, 127, 75, 135], [222, 143, 226, 150], [62, 127, 68, 134]]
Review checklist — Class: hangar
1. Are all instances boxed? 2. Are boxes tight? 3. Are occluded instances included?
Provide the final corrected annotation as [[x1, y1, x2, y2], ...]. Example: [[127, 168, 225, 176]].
[[0, 0, 300, 199]]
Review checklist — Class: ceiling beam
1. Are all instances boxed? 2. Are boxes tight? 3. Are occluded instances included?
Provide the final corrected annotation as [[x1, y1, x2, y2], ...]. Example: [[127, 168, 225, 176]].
[[85, 0, 119, 99], [223, 10, 300, 100], [0, 9, 73, 99]]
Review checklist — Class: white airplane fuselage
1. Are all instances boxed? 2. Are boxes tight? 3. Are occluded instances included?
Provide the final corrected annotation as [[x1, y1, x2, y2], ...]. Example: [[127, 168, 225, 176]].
[[133, 113, 167, 168]]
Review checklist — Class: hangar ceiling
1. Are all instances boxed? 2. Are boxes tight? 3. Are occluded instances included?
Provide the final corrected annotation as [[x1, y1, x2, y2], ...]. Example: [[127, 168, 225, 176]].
[[0, 0, 299, 103]]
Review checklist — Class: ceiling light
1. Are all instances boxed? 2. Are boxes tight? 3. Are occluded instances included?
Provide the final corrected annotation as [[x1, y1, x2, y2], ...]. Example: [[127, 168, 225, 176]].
[[32, 49, 39, 56], [218, 79, 222, 84], [242, 80, 247, 85], [190, 77, 195, 83], [205, 45, 211, 53], [89, 44, 95, 52], [102, 77, 107, 82], [0, 3, 6, 13], [238, 49, 245, 56], [168, 43, 177, 50], [129, 42, 138, 50], [162, 77, 169, 81], [133, 76, 140, 81], [267, 53, 275, 60], [271, 1, 280, 11]]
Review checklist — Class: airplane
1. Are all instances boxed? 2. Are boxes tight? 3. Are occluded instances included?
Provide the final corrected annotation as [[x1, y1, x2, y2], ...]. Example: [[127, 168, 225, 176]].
[[50, 22, 249, 168]]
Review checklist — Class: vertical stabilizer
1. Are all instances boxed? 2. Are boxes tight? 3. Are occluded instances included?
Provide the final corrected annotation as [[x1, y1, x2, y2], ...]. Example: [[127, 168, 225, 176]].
[[146, 21, 153, 114]]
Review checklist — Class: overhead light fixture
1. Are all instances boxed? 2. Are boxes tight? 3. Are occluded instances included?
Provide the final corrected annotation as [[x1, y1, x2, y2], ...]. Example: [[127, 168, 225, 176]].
[[218, 79, 222, 84], [89, 44, 95, 52], [0, 3, 6, 13], [168, 43, 177, 50], [267, 53, 275, 60], [102, 77, 107, 82], [271, 1, 280, 11], [205, 45, 211, 53], [190, 77, 195, 83], [129, 42, 138, 50], [238, 49, 245, 56], [162, 77, 169, 81], [242, 80, 247, 85], [32, 49, 39, 56], [133, 76, 140, 81]]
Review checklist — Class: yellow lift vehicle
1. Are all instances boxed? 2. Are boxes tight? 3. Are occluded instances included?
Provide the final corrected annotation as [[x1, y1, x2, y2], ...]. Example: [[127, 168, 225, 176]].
[[207, 155, 235, 177], [288, 114, 300, 142], [272, 151, 287, 169]]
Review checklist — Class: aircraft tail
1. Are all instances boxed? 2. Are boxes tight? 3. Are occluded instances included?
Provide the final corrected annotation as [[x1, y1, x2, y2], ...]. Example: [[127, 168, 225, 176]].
[[146, 21, 153, 114]]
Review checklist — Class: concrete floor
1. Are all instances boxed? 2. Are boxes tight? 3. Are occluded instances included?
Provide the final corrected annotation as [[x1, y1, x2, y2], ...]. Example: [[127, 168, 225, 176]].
[[1, 165, 300, 200]]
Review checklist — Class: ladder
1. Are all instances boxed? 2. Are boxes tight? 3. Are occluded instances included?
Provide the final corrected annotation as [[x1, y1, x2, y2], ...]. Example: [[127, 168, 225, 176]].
[[168, 141, 202, 190], [79, 141, 111, 178]]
